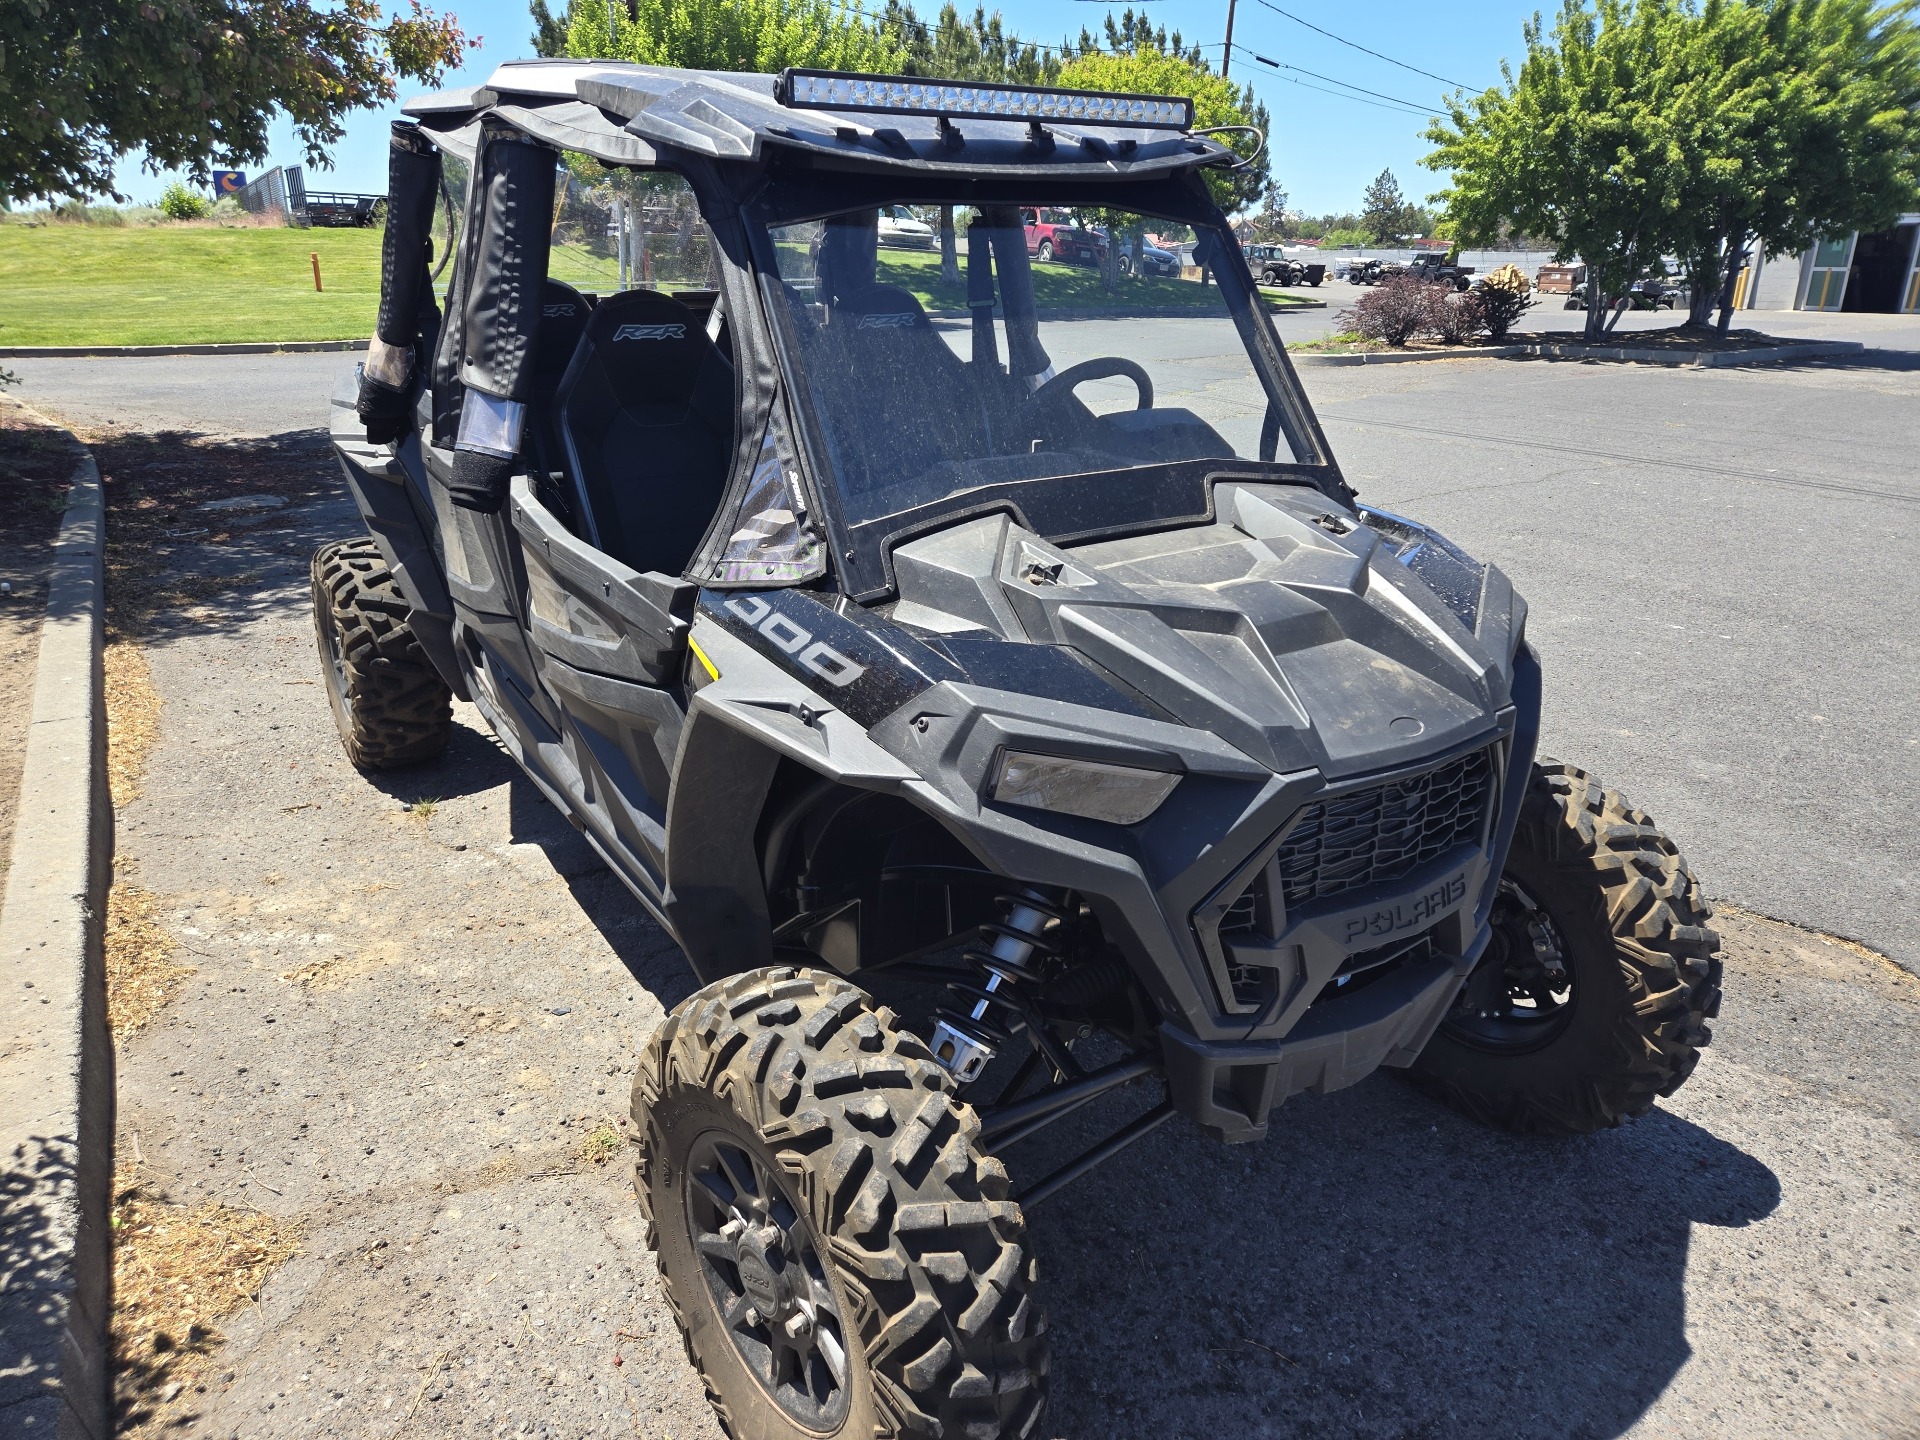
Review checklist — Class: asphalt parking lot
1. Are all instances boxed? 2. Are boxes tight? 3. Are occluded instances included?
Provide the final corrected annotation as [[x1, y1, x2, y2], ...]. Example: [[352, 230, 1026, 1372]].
[[8, 317, 1918, 1438]]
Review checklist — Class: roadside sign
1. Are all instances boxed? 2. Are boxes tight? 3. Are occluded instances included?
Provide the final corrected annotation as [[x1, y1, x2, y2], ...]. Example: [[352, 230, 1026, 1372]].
[[214, 170, 248, 194]]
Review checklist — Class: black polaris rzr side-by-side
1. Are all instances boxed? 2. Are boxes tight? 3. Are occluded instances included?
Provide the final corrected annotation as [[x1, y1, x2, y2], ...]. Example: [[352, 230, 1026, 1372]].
[[313, 60, 1723, 1439]]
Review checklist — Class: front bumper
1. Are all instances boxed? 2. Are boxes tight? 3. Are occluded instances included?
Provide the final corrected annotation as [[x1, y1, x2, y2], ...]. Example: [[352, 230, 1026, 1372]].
[[1160, 946, 1470, 1142]]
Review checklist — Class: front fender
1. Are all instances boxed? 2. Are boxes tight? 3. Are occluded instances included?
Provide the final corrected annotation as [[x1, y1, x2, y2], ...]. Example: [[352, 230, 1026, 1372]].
[[661, 618, 922, 984]]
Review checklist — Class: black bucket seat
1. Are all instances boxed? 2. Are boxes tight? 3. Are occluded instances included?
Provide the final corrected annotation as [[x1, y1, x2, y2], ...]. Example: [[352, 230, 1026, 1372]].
[[555, 289, 735, 577], [805, 284, 999, 510]]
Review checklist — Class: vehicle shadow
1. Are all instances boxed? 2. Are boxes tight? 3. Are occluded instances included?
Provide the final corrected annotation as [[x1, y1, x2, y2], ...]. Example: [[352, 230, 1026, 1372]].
[[1025, 1079, 1779, 1440], [390, 723, 710, 1013], [396, 723, 1781, 1439], [123, 426, 1782, 1438]]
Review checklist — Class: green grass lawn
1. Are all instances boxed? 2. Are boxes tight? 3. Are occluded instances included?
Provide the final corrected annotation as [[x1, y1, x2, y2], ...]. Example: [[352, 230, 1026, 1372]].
[[0, 224, 1319, 348], [871, 245, 1319, 312], [0, 224, 386, 346]]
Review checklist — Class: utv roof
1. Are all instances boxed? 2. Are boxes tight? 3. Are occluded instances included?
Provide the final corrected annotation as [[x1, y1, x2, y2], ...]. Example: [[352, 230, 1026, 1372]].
[[402, 59, 1235, 178]]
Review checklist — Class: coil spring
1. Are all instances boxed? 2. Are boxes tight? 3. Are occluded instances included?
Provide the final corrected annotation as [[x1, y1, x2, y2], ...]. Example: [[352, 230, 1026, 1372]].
[[932, 891, 1071, 1054]]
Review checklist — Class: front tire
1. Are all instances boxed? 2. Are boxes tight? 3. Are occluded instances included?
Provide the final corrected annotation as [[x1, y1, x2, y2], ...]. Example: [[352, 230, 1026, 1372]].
[[310, 537, 452, 769], [1035, 239, 1053, 264], [1410, 763, 1722, 1136], [635, 968, 1048, 1440]]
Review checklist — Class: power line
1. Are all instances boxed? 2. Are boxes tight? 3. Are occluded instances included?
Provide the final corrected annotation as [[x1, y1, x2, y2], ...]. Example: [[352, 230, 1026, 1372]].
[[1246, 0, 1471, 90], [1257, 69, 1435, 116], [1233, 43, 1437, 114]]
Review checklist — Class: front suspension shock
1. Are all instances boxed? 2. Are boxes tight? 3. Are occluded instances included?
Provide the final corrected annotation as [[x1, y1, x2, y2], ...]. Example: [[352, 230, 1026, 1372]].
[[929, 889, 1072, 1084]]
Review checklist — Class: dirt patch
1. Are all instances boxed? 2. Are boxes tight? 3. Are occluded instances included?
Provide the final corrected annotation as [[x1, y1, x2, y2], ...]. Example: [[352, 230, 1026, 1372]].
[[0, 399, 75, 886], [105, 882, 196, 1034], [88, 427, 335, 644], [85, 425, 343, 1433], [1506, 324, 1807, 353], [111, 1175, 302, 1436]]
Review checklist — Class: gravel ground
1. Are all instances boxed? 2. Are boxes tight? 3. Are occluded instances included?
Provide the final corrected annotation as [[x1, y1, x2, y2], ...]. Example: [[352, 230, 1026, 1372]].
[[106, 502, 1919, 1437], [15, 322, 1917, 1438]]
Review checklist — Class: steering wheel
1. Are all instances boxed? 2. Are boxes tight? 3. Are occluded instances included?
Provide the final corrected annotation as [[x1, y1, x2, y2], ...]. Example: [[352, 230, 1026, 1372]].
[[1029, 356, 1153, 414]]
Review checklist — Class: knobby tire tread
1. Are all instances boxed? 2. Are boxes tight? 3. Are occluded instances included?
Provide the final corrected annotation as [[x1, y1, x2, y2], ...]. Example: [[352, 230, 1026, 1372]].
[[1411, 761, 1724, 1136], [634, 967, 1049, 1440], [310, 537, 452, 770]]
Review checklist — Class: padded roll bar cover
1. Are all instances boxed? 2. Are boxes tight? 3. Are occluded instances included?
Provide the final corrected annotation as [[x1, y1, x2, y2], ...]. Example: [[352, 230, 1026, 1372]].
[[458, 124, 559, 404], [981, 206, 1051, 380], [375, 122, 444, 349]]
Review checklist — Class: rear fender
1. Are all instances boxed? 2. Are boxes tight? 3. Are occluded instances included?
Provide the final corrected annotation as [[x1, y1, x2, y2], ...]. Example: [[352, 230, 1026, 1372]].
[[328, 365, 468, 700]]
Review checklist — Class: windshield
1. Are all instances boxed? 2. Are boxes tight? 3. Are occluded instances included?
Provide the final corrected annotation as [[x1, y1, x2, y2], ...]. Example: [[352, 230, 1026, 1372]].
[[756, 195, 1330, 591]]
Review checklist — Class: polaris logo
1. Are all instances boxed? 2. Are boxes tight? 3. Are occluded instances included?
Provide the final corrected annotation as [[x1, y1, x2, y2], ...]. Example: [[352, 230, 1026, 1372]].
[[855, 313, 918, 330], [543, 303, 578, 318], [1342, 872, 1469, 946], [612, 323, 686, 341], [724, 595, 866, 688]]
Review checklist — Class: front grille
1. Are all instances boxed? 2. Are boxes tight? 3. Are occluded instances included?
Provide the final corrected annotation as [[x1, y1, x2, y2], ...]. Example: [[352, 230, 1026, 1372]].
[[1219, 891, 1259, 938], [1273, 748, 1494, 912]]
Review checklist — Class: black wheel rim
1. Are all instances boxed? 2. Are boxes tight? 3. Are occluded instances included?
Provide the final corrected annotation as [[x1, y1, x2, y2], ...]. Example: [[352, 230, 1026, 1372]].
[[683, 1130, 852, 1431], [316, 598, 350, 705], [1441, 879, 1576, 1052]]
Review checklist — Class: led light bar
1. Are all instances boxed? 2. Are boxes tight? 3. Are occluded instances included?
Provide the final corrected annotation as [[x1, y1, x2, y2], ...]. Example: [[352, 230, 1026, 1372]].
[[777, 68, 1195, 131]]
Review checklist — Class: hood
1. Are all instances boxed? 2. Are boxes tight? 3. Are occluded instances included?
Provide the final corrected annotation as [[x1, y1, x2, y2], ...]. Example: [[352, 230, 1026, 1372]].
[[885, 481, 1524, 780]]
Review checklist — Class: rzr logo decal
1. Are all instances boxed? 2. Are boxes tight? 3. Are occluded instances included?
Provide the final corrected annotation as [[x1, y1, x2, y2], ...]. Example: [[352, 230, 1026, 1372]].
[[543, 303, 578, 318], [612, 323, 686, 341], [855, 313, 918, 329], [723, 596, 866, 687]]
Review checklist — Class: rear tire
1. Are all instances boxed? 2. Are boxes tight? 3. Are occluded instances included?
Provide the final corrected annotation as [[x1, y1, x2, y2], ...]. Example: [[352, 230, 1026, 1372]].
[[635, 967, 1048, 1440], [1409, 763, 1722, 1136], [310, 537, 452, 770]]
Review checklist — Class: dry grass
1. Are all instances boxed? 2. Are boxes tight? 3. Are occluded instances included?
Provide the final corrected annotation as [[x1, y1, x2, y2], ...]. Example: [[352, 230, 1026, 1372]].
[[104, 881, 195, 1034], [1713, 901, 1914, 984], [104, 640, 161, 808], [111, 1174, 302, 1432], [578, 1123, 625, 1168]]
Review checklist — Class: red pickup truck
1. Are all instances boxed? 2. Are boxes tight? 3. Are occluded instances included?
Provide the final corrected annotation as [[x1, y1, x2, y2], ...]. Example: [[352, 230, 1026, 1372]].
[[1023, 208, 1107, 267]]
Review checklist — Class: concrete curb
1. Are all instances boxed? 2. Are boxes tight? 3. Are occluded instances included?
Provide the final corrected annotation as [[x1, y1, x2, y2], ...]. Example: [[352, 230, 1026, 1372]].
[[1291, 338, 1866, 367], [0, 404, 114, 1440], [0, 339, 365, 359]]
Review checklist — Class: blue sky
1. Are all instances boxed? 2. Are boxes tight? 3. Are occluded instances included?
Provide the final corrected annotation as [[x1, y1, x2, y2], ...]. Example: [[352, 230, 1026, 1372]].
[[110, 0, 1537, 216]]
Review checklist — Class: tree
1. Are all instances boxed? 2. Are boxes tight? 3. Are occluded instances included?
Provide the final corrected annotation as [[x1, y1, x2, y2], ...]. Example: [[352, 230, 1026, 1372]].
[[1667, 0, 1920, 331], [884, 2, 1062, 85], [1425, 0, 1920, 340], [1424, 0, 1698, 339], [2, 0, 472, 202], [1246, 185, 1291, 241], [1057, 42, 1272, 291], [1360, 168, 1420, 243], [554, 0, 904, 71], [1058, 42, 1272, 217]]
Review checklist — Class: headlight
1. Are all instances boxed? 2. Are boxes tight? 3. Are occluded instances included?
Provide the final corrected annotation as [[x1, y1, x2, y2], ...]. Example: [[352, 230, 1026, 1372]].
[[990, 750, 1179, 826]]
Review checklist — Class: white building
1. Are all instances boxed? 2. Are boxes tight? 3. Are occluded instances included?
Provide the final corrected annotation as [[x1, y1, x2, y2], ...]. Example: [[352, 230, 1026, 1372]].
[[1738, 215, 1920, 313]]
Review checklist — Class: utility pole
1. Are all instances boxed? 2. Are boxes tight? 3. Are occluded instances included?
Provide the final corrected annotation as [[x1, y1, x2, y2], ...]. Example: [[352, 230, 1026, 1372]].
[[1222, 0, 1238, 74]]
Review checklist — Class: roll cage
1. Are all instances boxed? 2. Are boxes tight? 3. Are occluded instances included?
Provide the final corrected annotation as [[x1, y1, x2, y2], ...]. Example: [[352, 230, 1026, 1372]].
[[386, 61, 1346, 607]]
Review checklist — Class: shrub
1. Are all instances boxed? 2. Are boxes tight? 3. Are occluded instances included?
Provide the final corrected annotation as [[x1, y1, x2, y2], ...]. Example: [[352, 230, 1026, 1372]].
[[1477, 263, 1535, 338], [1338, 275, 1450, 346], [159, 183, 211, 221], [1431, 288, 1489, 344]]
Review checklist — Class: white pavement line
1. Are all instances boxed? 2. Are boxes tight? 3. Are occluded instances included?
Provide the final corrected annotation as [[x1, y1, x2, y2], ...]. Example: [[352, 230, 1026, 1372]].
[[0, 407, 113, 1440]]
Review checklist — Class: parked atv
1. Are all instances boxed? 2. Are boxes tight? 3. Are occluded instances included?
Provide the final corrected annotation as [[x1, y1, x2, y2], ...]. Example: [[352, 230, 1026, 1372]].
[[318, 61, 1724, 1440], [1344, 255, 1387, 284], [1406, 252, 1475, 291]]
